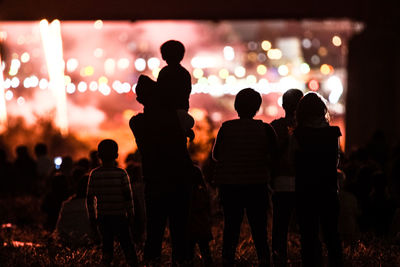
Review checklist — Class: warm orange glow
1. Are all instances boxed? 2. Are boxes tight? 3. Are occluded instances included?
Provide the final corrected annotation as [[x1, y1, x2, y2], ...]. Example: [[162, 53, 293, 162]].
[[0, 53, 7, 133]]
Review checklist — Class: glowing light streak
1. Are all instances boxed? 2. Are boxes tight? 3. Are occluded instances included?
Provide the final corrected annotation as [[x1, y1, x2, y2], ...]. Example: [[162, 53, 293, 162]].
[[40, 19, 69, 135], [0, 54, 7, 132]]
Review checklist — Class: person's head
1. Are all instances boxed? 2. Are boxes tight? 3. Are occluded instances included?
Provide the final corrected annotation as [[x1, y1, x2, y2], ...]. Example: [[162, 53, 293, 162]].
[[296, 92, 328, 127], [34, 143, 48, 157], [160, 40, 185, 65], [234, 88, 262, 119], [282, 89, 303, 116], [16, 145, 29, 158], [135, 75, 158, 109], [97, 139, 118, 163]]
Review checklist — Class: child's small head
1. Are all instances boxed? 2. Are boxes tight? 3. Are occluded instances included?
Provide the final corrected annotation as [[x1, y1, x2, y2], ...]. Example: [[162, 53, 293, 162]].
[[282, 88, 303, 116], [234, 88, 262, 119], [97, 139, 118, 163], [160, 40, 185, 65], [296, 92, 328, 127]]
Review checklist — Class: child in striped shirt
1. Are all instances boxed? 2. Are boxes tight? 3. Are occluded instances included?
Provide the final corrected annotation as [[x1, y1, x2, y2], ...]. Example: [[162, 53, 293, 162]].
[[86, 139, 138, 267]]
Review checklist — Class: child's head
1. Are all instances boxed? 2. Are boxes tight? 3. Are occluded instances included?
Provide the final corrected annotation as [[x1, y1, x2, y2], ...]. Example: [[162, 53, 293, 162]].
[[160, 40, 185, 65], [296, 92, 329, 127], [282, 88, 303, 116], [97, 139, 118, 163], [234, 88, 262, 119]]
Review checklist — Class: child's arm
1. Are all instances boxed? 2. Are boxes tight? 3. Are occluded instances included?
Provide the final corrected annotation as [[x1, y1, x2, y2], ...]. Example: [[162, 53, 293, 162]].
[[86, 172, 98, 234], [122, 170, 135, 219]]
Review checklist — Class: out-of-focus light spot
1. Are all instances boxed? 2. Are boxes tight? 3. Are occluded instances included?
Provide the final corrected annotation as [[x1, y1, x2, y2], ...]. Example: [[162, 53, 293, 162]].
[[78, 81, 87, 92], [312, 38, 320, 48], [300, 63, 310, 74], [246, 75, 257, 84], [267, 49, 282, 60], [39, 78, 48, 90], [94, 48, 103, 58], [104, 58, 115, 76], [261, 40, 272, 51], [257, 65, 267, 75], [211, 112, 222, 122], [302, 38, 312, 49], [99, 83, 111, 95], [122, 82, 131, 93], [30, 76, 39, 88], [17, 96, 25, 105], [134, 58, 146, 72], [4, 78, 11, 89], [11, 77, 19, 88], [208, 75, 220, 86], [193, 68, 203, 79], [64, 75, 71, 85], [0, 31, 7, 41], [234, 66, 246, 78], [190, 108, 206, 121], [1, 61, 5, 71], [83, 66, 94, 76], [152, 67, 161, 79], [131, 83, 137, 93], [332, 35, 342, 46], [89, 81, 98, 91], [191, 56, 216, 69], [318, 47, 328, 57], [219, 68, 229, 79], [277, 96, 283, 107], [147, 57, 160, 70], [327, 76, 344, 104], [257, 53, 267, 62], [266, 105, 278, 116], [320, 64, 332, 75], [17, 35, 26, 45], [223, 46, 235, 61], [123, 109, 136, 121], [117, 58, 130, 70], [278, 65, 289, 76], [66, 58, 79, 72], [99, 76, 108, 84], [311, 55, 320, 65], [308, 79, 320, 91], [5, 90, 13, 101], [21, 52, 30, 63], [12, 53, 19, 59], [54, 156, 62, 168], [198, 77, 208, 85], [94, 20, 103, 30], [66, 83, 76, 94], [247, 52, 257, 62], [248, 41, 258, 50], [9, 59, 21, 76], [226, 75, 236, 85]]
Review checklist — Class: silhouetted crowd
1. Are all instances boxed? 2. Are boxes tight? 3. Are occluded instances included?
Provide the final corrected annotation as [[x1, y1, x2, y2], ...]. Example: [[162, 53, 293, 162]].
[[0, 40, 399, 267]]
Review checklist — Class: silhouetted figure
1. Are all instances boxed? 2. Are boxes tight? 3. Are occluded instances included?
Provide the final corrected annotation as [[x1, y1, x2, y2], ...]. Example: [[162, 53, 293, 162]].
[[294, 92, 343, 267], [157, 39, 192, 112], [0, 148, 14, 197], [212, 88, 278, 267], [125, 151, 146, 244], [86, 139, 138, 267], [13, 145, 37, 195], [187, 165, 213, 265], [270, 88, 303, 267], [89, 150, 100, 170], [130, 71, 194, 264], [55, 175, 95, 247], [34, 143, 54, 195], [41, 171, 69, 231]]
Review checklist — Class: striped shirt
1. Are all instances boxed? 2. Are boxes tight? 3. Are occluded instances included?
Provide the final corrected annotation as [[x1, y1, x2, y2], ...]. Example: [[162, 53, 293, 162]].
[[86, 166, 134, 220]]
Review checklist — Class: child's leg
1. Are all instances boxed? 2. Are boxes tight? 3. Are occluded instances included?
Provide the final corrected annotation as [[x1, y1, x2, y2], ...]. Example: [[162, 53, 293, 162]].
[[98, 216, 114, 265], [116, 216, 138, 267]]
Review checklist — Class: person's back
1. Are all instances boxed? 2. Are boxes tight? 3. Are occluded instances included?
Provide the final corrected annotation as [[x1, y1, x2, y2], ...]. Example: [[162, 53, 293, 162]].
[[157, 40, 192, 111]]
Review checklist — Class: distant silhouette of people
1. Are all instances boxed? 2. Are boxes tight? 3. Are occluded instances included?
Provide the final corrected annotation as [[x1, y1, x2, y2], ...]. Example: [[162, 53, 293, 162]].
[[0, 148, 14, 196], [293, 92, 343, 267], [13, 145, 37, 195], [212, 88, 278, 267], [187, 164, 213, 265], [89, 150, 100, 170], [55, 175, 95, 247], [86, 139, 138, 267], [130, 59, 194, 264], [270, 88, 303, 267], [34, 143, 54, 195]]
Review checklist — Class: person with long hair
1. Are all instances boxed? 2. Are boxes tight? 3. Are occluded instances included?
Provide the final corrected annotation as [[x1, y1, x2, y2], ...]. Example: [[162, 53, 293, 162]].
[[294, 92, 344, 267]]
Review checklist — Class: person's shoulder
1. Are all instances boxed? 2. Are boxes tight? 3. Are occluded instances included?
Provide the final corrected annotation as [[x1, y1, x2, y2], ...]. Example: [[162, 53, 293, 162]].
[[270, 117, 286, 128], [129, 113, 144, 127], [329, 125, 342, 137]]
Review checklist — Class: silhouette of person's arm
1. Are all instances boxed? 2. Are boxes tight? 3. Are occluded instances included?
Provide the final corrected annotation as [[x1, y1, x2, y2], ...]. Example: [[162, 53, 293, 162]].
[[212, 125, 226, 162], [265, 123, 279, 178]]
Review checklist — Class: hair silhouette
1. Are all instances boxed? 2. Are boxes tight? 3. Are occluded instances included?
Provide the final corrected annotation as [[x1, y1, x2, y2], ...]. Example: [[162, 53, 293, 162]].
[[160, 40, 185, 65], [296, 92, 328, 127], [234, 88, 262, 118]]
